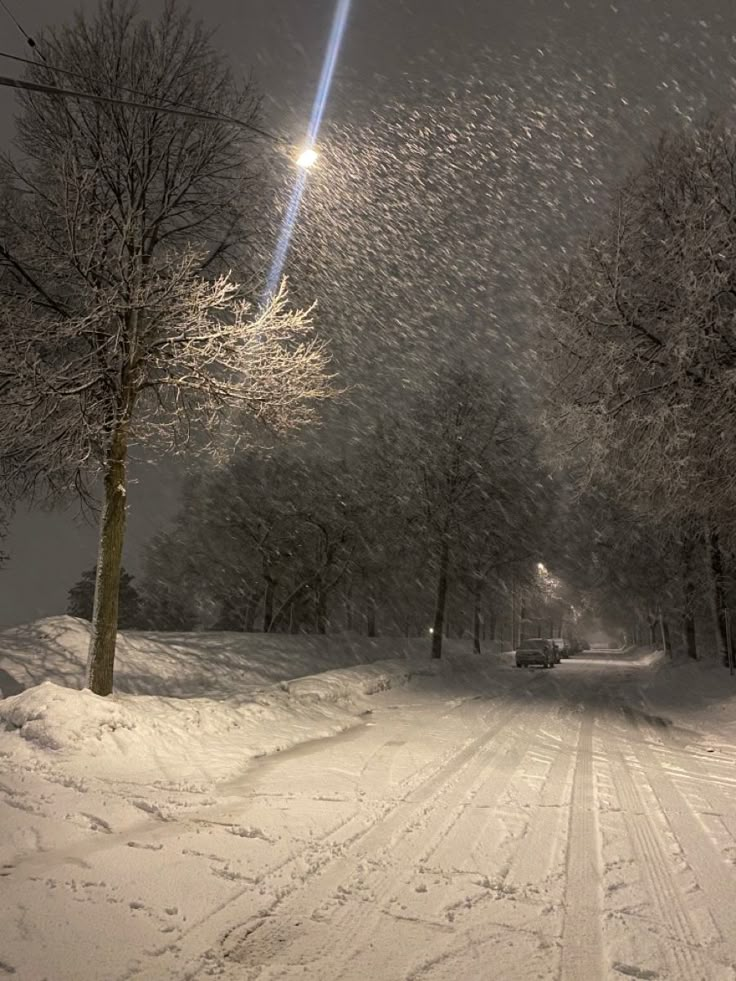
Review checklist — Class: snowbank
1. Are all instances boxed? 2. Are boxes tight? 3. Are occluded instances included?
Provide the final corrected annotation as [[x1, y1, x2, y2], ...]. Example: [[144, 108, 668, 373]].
[[0, 615, 428, 697], [0, 660, 422, 784], [639, 654, 736, 741], [0, 681, 136, 751]]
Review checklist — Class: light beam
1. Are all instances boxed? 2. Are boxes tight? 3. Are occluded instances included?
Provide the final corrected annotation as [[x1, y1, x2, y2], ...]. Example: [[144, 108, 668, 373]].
[[265, 0, 352, 297]]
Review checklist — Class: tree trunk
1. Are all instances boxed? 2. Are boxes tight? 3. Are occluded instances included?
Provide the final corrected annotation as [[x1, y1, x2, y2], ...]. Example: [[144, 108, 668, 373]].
[[431, 538, 450, 659], [316, 587, 328, 634], [708, 529, 729, 664], [682, 612, 697, 661], [263, 576, 276, 633], [660, 613, 672, 657], [366, 597, 377, 637], [681, 535, 698, 660], [345, 580, 354, 633], [519, 595, 526, 643], [244, 594, 258, 633], [86, 421, 129, 696], [648, 613, 657, 647], [473, 578, 482, 654]]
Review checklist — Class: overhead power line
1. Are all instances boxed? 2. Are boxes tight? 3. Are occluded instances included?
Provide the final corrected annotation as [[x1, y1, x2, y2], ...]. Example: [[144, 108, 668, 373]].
[[0, 49, 281, 142], [0, 72, 286, 143], [0, 3, 288, 147]]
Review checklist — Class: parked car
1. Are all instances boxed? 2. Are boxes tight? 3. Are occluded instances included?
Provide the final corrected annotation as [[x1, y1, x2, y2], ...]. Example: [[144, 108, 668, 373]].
[[515, 638, 555, 668], [550, 638, 570, 659]]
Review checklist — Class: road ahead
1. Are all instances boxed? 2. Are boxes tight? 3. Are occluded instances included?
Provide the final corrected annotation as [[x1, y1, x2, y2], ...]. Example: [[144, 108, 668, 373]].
[[139, 649, 736, 981]]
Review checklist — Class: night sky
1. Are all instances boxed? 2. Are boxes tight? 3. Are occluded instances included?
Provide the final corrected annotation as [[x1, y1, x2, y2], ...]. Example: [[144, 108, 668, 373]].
[[0, 0, 734, 626]]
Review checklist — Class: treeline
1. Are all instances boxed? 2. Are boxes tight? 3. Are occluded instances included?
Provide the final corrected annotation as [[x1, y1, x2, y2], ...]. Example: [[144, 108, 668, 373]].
[[545, 118, 736, 665], [133, 365, 552, 656]]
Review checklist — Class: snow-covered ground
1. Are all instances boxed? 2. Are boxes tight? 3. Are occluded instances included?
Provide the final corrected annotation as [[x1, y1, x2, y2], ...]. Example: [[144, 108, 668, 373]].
[[1, 624, 736, 980]]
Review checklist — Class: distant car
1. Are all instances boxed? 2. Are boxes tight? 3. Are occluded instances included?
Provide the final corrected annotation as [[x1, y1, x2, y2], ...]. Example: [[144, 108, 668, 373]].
[[515, 638, 555, 668]]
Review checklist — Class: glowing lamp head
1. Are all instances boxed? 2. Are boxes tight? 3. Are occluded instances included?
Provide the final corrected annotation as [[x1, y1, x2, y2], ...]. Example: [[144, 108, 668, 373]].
[[296, 147, 318, 169]]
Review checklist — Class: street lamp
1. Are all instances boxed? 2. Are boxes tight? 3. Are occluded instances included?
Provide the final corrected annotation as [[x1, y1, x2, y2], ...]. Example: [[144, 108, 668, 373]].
[[296, 147, 319, 169]]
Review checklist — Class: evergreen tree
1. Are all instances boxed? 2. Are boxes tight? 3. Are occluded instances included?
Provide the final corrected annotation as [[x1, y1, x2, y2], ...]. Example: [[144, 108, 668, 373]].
[[68, 566, 142, 630]]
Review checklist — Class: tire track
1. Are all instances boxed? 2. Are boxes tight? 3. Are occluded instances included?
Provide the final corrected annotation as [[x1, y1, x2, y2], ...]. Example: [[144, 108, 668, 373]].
[[331, 716, 557, 981], [506, 713, 578, 889], [222, 702, 556, 980], [608, 744, 709, 979], [621, 707, 736, 969], [131, 696, 522, 980], [560, 711, 603, 981]]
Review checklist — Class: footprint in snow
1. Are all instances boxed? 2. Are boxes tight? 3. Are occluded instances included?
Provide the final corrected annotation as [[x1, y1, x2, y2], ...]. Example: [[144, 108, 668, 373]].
[[226, 825, 273, 843], [613, 963, 659, 980], [131, 799, 169, 821], [66, 812, 112, 833]]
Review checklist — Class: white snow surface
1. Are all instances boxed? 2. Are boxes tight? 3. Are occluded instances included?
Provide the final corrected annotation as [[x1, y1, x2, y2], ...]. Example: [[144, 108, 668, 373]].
[[2, 626, 736, 981]]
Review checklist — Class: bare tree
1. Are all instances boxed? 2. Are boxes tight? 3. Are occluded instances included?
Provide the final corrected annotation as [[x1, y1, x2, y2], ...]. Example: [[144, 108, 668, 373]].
[[0, 1, 331, 694], [397, 366, 542, 658]]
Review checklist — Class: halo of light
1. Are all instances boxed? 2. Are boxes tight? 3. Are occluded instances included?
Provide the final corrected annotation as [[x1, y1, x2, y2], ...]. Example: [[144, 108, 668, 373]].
[[297, 148, 319, 169]]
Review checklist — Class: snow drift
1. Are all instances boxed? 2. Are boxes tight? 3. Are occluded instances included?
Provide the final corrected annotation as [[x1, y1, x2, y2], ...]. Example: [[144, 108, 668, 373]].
[[0, 618, 439, 784]]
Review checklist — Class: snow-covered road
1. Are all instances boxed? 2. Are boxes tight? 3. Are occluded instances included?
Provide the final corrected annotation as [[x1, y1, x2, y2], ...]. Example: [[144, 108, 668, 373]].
[[4, 647, 736, 980]]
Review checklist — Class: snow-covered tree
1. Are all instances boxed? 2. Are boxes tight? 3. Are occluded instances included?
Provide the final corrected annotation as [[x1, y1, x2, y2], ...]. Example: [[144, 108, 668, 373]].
[[0, 2, 330, 694], [393, 365, 545, 658], [143, 445, 358, 635], [545, 118, 736, 662]]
